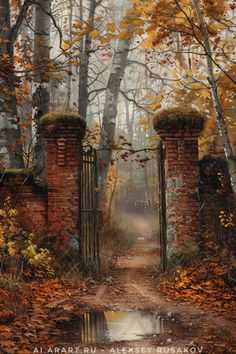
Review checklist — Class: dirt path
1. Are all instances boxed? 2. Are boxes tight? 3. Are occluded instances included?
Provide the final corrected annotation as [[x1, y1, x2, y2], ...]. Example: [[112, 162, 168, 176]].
[[61, 214, 231, 354], [51, 213, 235, 354]]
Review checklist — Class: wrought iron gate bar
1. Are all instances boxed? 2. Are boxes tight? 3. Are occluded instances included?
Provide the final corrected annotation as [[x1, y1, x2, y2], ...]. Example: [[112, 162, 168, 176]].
[[81, 209, 97, 212], [157, 141, 167, 273], [79, 144, 100, 270]]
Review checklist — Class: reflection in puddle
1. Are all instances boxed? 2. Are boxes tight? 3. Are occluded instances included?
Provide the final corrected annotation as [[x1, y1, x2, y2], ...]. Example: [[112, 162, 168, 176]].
[[57, 310, 189, 344]]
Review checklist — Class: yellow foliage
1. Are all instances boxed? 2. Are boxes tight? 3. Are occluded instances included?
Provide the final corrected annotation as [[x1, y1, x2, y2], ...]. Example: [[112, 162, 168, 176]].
[[63, 40, 73, 49], [0, 198, 54, 278], [143, 123, 151, 132], [118, 31, 133, 40], [73, 21, 82, 29], [106, 22, 116, 33], [105, 34, 117, 42], [120, 21, 131, 30], [2, 53, 10, 60], [90, 30, 100, 40], [200, 90, 211, 100], [137, 118, 147, 126], [175, 16, 187, 25], [172, 69, 179, 79], [135, 28, 145, 36], [141, 37, 155, 49], [133, 19, 145, 27], [146, 101, 162, 111], [218, 211, 234, 228], [24, 62, 33, 70], [83, 24, 94, 32], [95, 16, 103, 23]]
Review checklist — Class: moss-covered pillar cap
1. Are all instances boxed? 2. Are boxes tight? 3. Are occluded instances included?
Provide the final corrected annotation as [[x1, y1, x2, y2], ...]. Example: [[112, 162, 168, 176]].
[[153, 108, 205, 139], [39, 111, 86, 138]]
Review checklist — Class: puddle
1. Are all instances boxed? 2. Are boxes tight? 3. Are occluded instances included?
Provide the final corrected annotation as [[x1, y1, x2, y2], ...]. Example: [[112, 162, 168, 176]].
[[57, 310, 191, 345]]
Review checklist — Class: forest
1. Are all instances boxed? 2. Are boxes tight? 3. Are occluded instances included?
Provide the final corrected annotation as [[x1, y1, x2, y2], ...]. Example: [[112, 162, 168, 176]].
[[0, 0, 236, 353]]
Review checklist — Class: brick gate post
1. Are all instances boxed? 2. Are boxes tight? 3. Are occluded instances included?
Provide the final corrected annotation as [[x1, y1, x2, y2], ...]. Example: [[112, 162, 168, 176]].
[[154, 109, 205, 258], [40, 112, 86, 250]]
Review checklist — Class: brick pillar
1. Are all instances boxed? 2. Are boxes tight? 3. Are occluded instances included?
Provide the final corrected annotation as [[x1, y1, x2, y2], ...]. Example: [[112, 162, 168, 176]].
[[40, 113, 86, 249], [154, 111, 204, 257]]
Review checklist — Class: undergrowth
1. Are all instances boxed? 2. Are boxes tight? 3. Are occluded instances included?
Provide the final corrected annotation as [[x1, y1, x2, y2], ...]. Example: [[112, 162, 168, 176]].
[[0, 198, 54, 279], [158, 240, 236, 313], [99, 220, 136, 273]]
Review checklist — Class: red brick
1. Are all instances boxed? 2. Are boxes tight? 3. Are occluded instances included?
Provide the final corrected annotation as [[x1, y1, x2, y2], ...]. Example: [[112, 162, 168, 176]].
[[155, 123, 203, 252]]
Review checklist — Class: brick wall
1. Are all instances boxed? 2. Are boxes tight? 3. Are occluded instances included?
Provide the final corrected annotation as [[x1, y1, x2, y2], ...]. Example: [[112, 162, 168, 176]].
[[154, 111, 235, 260], [154, 112, 204, 259], [42, 121, 85, 249], [0, 173, 47, 232], [0, 114, 86, 249]]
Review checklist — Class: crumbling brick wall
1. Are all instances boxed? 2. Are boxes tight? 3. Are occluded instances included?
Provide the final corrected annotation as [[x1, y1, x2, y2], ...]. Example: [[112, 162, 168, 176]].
[[154, 109, 205, 259], [0, 172, 47, 232], [0, 114, 86, 249]]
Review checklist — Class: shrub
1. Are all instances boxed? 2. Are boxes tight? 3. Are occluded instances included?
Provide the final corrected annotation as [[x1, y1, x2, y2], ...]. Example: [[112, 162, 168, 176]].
[[167, 245, 199, 276], [0, 198, 54, 278]]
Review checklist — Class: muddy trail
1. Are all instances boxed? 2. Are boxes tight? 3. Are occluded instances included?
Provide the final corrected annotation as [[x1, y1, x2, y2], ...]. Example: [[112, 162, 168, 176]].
[[52, 213, 236, 354]]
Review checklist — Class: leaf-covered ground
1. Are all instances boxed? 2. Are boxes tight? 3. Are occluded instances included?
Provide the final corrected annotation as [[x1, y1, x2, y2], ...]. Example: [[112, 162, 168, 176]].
[[157, 260, 236, 316], [0, 276, 88, 354]]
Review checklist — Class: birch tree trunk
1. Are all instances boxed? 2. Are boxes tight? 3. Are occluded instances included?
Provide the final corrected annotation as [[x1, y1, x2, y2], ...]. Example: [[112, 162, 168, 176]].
[[66, 0, 73, 109], [78, 0, 97, 120], [98, 37, 132, 195], [124, 98, 135, 183], [32, 0, 51, 179], [0, 0, 24, 168], [192, 0, 236, 195]]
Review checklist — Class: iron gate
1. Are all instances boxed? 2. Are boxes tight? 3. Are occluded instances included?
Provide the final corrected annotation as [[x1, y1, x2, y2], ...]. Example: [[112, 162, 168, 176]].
[[157, 141, 167, 272], [79, 144, 100, 270]]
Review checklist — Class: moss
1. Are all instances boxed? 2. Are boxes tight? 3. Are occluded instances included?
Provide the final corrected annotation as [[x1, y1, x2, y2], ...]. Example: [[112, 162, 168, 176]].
[[40, 111, 86, 127], [153, 107, 205, 131], [0, 168, 32, 177]]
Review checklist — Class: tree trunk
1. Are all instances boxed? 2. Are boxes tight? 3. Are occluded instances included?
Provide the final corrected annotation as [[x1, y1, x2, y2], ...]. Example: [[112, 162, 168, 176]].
[[33, 0, 51, 83], [78, 0, 96, 120], [0, 0, 24, 168], [98, 37, 132, 196], [66, 0, 73, 110], [123, 81, 135, 184], [32, 0, 51, 179], [192, 0, 236, 194]]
